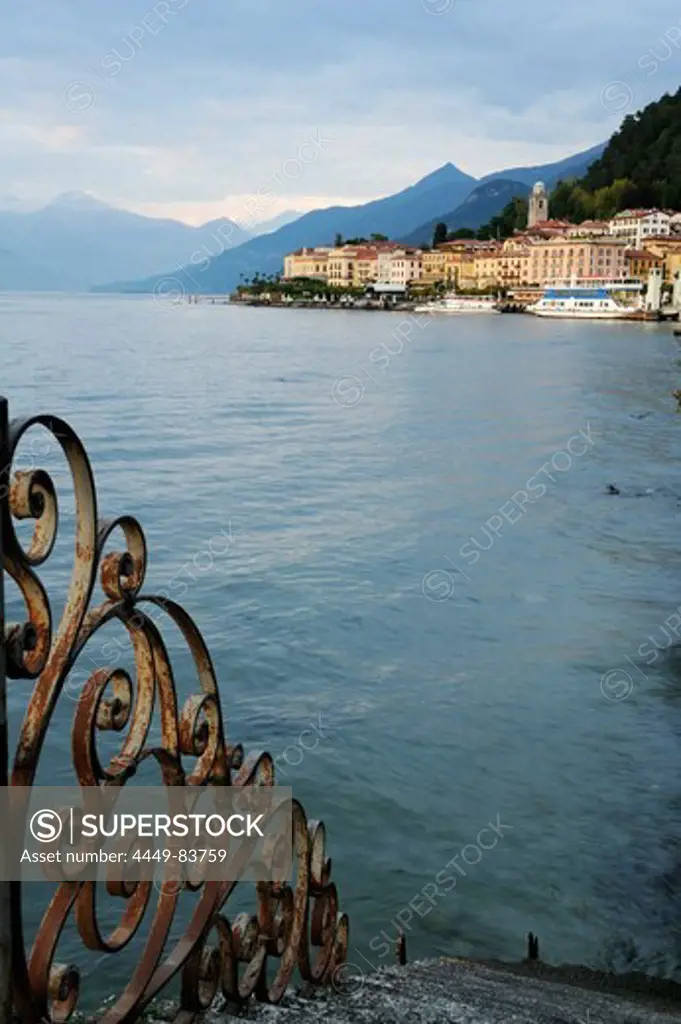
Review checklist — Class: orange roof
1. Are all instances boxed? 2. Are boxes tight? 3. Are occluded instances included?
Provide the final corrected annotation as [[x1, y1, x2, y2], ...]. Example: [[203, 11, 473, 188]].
[[529, 219, 572, 230], [625, 248, 657, 259]]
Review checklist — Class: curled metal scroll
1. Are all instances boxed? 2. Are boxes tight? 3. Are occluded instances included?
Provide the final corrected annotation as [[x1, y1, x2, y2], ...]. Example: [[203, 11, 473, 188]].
[[1, 412, 348, 1024]]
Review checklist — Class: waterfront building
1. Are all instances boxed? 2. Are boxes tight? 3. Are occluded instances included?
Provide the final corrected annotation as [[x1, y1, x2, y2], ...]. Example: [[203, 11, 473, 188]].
[[640, 235, 681, 283], [609, 209, 671, 247], [471, 243, 504, 290], [282, 247, 331, 280], [457, 253, 478, 290], [496, 237, 532, 288], [376, 249, 394, 286], [528, 237, 628, 285], [387, 248, 424, 287], [431, 240, 500, 289], [626, 247, 661, 281], [351, 248, 379, 287], [420, 249, 448, 287], [528, 181, 549, 228], [327, 247, 359, 288]]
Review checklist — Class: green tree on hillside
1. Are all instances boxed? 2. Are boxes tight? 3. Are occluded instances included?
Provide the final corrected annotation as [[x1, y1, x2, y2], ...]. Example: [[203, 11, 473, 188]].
[[432, 222, 448, 247], [551, 88, 681, 219], [472, 88, 681, 239], [476, 196, 528, 241]]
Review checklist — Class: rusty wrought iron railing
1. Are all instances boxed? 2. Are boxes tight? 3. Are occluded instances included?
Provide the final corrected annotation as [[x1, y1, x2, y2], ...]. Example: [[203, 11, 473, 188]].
[[0, 398, 348, 1024]]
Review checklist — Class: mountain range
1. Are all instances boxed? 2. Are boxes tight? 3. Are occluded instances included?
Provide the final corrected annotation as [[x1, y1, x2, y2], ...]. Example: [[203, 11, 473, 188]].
[[0, 142, 604, 293], [401, 179, 531, 245], [402, 142, 607, 245], [0, 192, 254, 290], [100, 142, 604, 295]]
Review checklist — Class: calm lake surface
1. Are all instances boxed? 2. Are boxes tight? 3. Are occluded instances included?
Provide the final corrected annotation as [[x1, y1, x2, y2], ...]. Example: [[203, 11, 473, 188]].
[[2, 292, 681, 1001]]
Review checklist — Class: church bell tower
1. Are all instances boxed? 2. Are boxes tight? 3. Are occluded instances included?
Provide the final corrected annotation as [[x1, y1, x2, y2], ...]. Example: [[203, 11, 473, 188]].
[[528, 181, 549, 227]]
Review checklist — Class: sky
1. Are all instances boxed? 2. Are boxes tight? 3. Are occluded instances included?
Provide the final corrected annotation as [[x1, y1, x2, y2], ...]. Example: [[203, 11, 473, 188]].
[[2, 0, 681, 226]]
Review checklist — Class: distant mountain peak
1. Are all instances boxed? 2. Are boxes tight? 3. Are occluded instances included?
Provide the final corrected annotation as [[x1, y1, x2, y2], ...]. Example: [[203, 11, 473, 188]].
[[413, 162, 475, 189], [46, 191, 113, 212], [249, 209, 303, 236]]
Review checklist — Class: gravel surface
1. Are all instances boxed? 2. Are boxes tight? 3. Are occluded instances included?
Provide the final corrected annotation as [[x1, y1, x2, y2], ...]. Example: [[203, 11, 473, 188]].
[[195, 959, 681, 1023]]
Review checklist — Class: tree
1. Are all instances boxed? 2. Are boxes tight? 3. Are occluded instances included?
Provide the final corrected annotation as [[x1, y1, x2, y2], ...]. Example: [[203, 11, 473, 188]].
[[334, 233, 344, 247], [475, 197, 528, 241], [548, 88, 681, 219], [370, 233, 388, 241], [432, 222, 448, 247]]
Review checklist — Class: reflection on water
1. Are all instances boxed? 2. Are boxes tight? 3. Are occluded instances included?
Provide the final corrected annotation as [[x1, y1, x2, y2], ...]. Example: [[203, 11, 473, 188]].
[[2, 294, 681, 1002]]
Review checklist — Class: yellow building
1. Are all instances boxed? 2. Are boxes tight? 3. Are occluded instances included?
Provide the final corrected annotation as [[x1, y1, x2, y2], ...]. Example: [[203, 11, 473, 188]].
[[420, 249, 447, 286], [457, 254, 478, 290], [351, 248, 379, 287], [626, 248, 661, 281], [473, 245, 503, 290], [496, 238, 532, 289], [283, 247, 330, 280], [641, 236, 681, 283], [327, 248, 358, 288], [439, 247, 468, 286], [437, 240, 499, 289]]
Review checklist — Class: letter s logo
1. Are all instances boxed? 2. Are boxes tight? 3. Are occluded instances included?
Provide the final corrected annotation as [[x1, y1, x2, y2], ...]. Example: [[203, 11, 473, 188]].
[[30, 809, 63, 843]]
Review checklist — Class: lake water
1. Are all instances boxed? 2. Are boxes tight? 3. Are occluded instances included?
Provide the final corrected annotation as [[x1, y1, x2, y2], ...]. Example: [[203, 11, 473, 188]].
[[3, 292, 681, 1003]]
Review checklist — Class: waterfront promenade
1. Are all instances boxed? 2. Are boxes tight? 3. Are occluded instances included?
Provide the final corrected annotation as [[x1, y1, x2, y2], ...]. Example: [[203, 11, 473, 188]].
[[168, 959, 681, 1023]]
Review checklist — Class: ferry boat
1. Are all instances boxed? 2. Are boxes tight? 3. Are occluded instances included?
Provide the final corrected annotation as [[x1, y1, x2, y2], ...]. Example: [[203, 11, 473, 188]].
[[527, 277, 643, 320], [414, 293, 500, 315]]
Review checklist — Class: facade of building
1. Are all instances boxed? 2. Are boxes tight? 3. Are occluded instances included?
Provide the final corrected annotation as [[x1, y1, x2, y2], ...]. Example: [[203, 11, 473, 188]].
[[352, 248, 379, 287], [495, 237, 532, 288], [388, 249, 424, 287], [528, 238, 628, 285], [420, 249, 447, 286], [566, 220, 610, 238], [283, 247, 331, 280], [327, 248, 357, 288], [471, 244, 503, 290], [626, 248, 661, 280], [609, 209, 671, 247], [640, 236, 681, 283]]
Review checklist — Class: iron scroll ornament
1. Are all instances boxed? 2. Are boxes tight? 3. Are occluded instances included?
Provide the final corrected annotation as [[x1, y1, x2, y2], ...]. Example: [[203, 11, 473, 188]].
[[0, 407, 348, 1024]]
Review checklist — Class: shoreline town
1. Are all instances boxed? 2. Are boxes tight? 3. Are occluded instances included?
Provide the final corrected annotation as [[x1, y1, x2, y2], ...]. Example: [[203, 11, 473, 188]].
[[217, 183, 681, 321]]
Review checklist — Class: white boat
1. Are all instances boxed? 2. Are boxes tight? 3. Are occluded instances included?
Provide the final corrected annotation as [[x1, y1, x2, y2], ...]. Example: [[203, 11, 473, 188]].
[[527, 278, 643, 319], [414, 293, 500, 314]]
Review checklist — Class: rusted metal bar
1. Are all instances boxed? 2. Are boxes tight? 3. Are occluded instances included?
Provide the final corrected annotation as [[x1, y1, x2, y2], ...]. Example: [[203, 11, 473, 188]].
[[0, 396, 11, 1024]]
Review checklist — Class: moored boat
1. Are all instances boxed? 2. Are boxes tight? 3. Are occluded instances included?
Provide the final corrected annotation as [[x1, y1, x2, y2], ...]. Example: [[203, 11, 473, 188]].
[[527, 277, 643, 320], [414, 292, 500, 314]]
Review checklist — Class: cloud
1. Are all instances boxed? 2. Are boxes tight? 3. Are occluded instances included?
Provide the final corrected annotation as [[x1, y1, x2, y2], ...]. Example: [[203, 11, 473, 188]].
[[2, 0, 681, 217]]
